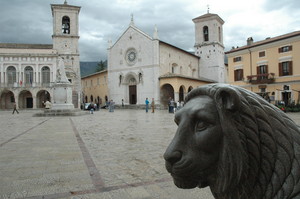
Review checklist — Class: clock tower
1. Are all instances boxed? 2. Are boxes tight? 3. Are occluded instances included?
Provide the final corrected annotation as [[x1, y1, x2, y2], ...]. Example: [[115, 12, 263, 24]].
[[51, 1, 81, 108]]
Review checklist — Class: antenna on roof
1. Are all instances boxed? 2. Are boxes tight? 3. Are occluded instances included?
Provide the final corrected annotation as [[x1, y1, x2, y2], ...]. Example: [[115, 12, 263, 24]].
[[207, 5, 210, 13]]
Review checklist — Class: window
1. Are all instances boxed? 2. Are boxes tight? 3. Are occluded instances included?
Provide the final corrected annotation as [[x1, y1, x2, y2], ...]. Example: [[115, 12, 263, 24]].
[[233, 56, 242, 62], [279, 61, 293, 76], [278, 45, 292, 53], [62, 16, 70, 34], [257, 65, 268, 79], [25, 66, 34, 85], [234, 69, 243, 81], [42, 66, 50, 85], [7, 66, 16, 85], [218, 27, 221, 42], [259, 51, 265, 57], [203, 26, 209, 41]]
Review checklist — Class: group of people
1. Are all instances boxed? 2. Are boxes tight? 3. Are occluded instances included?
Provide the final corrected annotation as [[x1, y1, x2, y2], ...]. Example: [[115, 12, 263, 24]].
[[168, 98, 184, 113], [145, 98, 155, 113], [89, 99, 115, 114]]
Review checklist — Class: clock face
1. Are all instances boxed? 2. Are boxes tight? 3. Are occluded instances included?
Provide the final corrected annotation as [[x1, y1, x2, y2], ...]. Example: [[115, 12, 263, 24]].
[[126, 48, 137, 65]]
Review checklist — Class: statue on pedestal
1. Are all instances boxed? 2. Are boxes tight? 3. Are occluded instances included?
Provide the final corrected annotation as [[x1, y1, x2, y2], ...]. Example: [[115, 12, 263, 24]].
[[56, 57, 69, 83]]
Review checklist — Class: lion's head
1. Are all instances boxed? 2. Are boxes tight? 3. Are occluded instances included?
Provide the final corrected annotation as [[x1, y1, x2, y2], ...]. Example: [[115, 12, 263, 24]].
[[164, 84, 300, 199]]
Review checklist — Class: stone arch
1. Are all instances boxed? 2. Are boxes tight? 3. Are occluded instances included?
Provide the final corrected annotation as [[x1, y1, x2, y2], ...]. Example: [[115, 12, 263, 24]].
[[0, 90, 15, 109], [85, 96, 88, 103], [36, 90, 51, 108], [179, 85, 186, 102], [62, 16, 70, 34], [124, 73, 138, 104], [19, 90, 33, 109], [188, 86, 193, 93], [160, 84, 174, 109], [90, 95, 94, 103]]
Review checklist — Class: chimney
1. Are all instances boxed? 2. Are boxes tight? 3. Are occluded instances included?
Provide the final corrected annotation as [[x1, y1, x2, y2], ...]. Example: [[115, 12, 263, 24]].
[[247, 37, 253, 46]]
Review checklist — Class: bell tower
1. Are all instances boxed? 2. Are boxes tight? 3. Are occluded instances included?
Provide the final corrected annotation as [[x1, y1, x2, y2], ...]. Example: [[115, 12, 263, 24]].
[[193, 11, 226, 83], [51, 1, 81, 108]]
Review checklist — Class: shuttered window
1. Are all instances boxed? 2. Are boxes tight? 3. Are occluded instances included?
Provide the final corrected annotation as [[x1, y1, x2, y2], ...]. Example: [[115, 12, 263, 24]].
[[234, 69, 243, 81], [279, 61, 293, 76]]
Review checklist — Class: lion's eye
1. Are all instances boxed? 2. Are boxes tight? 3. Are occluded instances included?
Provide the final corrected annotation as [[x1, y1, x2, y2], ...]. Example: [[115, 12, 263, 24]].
[[195, 121, 208, 131]]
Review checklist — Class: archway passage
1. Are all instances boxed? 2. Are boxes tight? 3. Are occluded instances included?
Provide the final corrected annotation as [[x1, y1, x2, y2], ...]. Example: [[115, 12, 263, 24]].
[[179, 86, 185, 102], [0, 90, 15, 109], [129, 85, 137, 104], [160, 84, 174, 109], [19, 90, 33, 109], [188, 86, 193, 93], [36, 90, 51, 108]]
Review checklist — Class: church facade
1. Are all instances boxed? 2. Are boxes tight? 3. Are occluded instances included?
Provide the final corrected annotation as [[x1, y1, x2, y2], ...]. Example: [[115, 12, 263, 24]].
[[0, 1, 81, 109], [107, 13, 225, 108]]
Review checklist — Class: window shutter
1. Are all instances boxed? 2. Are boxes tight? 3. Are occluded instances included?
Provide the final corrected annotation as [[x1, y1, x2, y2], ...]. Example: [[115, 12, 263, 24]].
[[289, 61, 293, 75], [266, 65, 268, 73], [257, 66, 260, 75], [279, 63, 283, 76], [278, 48, 281, 53], [290, 45, 293, 51], [241, 69, 244, 80], [234, 70, 237, 81]]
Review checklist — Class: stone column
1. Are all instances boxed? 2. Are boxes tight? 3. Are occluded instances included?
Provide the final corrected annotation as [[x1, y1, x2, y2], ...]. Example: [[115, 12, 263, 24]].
[[174, 92, 179, 103]]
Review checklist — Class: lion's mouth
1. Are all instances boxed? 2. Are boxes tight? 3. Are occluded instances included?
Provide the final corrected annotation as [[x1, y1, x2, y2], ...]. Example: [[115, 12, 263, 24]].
[[165, 160, 211, 189]]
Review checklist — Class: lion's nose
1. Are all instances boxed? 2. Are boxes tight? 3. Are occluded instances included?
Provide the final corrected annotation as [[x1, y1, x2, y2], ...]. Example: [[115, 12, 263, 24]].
[[164, 150, 182, 165]]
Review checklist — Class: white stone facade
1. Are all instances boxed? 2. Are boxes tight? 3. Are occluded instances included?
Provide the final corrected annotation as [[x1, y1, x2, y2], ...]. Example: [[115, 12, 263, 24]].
[[0, 2, 81, 109], [108, 25, 160, 105]]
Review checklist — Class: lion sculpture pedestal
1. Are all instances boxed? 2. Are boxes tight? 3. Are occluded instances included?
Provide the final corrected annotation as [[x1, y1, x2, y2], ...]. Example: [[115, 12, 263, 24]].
[[164, 84, 300, 199]]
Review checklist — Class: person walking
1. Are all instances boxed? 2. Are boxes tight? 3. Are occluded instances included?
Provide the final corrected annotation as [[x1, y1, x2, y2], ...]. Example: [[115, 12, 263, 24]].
[[145, 98, 149, 113], [12, 102, 19, 114], [151, 98, 155, 113], [170, 99, 175, 113]]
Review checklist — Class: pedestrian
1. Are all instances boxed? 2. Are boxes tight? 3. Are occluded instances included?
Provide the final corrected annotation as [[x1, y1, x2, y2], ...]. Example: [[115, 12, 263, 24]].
[[151, 98, 155, 113], [122, 99, 124, 108], [145, 98, 149, 113], [12, 102, 19, 114], [170, 99, 175, 113], [109, 100, 115, 112], [176, 101, 181, 111], [90, 103, 94, 114]]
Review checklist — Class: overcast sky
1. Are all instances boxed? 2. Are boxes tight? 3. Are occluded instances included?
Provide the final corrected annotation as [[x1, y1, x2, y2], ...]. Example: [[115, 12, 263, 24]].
[[0, 0, 299, 61]]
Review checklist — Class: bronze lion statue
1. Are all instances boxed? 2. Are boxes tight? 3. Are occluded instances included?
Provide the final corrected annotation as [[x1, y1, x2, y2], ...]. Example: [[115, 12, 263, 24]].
[[164, 84, 300, 199]]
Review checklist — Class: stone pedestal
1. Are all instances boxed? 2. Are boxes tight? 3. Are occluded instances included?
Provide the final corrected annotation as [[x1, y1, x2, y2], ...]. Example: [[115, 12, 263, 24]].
[[51, 83, 74, 110]]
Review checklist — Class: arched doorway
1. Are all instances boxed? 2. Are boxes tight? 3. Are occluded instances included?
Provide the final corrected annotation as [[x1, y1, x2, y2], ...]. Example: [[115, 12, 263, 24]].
[[179, 85, 185, 102], [19, 90, 33, 109], [188, 86, 193, 93], [36, 90, 51, 108], [160, 84, 174, 109], [0, 90, 15, 109], [128, 77, 137, 104]]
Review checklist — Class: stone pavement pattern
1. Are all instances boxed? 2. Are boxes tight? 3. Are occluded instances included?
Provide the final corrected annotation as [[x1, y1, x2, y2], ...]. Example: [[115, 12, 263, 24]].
[[1, 109, 300, 199]]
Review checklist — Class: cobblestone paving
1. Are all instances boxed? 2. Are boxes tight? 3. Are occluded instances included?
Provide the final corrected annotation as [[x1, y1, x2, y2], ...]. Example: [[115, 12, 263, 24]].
[[1, 109, 299, 199]]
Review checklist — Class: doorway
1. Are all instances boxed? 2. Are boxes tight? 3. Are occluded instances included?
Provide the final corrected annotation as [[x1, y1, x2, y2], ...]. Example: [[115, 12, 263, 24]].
[[26, 98, 33, 108], [129, 85, 137, 104]]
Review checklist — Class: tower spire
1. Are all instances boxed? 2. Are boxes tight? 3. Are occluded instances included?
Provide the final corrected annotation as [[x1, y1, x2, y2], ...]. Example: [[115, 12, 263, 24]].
[[64, 0, 68, 5], [130, 13, 135, 26], [207, 4, 210, 13]]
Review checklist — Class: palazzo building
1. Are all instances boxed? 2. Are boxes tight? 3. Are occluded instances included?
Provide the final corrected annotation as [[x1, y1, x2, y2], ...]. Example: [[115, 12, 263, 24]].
[[0, 1, 81, 109], [107, 13, 225, 108], [226, 31, 300, 105]]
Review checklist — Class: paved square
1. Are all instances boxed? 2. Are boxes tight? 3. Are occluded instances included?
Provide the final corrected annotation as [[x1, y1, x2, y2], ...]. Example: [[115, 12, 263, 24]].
[[1, 109, 300, 199]]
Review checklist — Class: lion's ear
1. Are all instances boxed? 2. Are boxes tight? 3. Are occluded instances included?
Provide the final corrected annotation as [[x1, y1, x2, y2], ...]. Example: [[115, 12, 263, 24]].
[[215, 87, 240, 112]]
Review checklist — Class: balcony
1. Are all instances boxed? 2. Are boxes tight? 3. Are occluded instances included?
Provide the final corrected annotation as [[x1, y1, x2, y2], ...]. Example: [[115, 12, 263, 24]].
[[0, 82, 54, 88], [247, 73, 275, 84]]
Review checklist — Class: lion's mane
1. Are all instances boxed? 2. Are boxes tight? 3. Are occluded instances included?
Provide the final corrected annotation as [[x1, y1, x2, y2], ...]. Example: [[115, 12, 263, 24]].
[[185, 84, 300, 199]]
